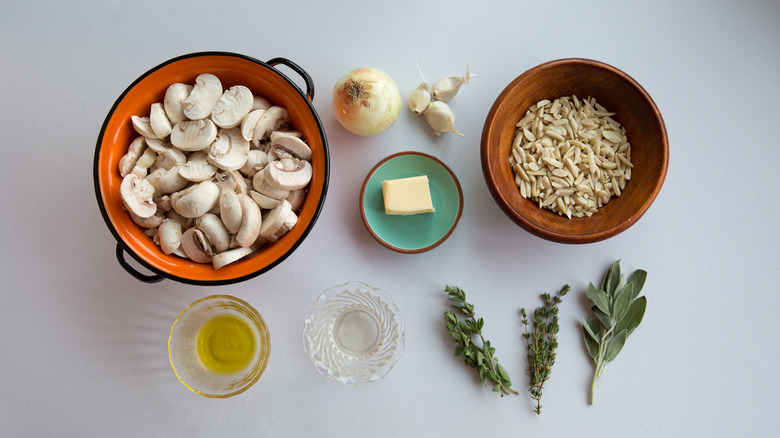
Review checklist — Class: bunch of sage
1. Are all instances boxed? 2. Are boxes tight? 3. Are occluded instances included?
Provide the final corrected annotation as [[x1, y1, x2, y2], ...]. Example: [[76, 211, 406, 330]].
[[581, 260, 647, 404]]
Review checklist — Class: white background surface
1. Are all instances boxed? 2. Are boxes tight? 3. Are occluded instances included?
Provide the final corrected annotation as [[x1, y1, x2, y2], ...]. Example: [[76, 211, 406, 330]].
[[1, 0, 779, 436]]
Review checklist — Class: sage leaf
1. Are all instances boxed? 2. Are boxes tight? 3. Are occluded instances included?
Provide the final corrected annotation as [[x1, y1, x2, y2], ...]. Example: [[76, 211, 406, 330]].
[[627, 269, 647, 300], [604, 329, 628, 362], [604, 260, 622, 296], [612, 283, 633, 322], [583, 329, 600, 362], [582, 317, 600, 342], [586, 283, 610, 315], [615, 296, 647, 336], [591, 306, 612, 329]]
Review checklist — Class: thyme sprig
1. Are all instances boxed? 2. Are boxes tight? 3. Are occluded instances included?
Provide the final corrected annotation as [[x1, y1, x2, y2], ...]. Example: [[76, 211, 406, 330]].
[[520, 284, 569, 414], [582, 260, 647, 405], [444, 285, 518, 396]]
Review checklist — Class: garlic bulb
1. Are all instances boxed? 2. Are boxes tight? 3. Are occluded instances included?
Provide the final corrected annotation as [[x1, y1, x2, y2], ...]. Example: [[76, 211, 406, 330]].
[[424, 101, 463, 137], [432, 63, 475, 102]]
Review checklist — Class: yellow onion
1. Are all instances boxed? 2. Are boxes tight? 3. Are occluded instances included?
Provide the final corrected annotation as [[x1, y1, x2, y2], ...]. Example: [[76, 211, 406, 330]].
[[332, 67, 401, 136]]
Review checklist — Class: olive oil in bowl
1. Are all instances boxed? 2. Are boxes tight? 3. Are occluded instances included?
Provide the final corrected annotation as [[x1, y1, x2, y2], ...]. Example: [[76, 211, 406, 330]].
[[196, 313, 258, 374]]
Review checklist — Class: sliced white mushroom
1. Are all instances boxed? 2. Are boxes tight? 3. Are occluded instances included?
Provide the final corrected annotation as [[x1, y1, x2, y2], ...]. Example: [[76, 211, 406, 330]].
[[180, 228, 213, 263], [131, 116, 159, 139], [240, 109, 265, 141], [286, 188, 306, 212], [120, 174, 157, 218], [212, 85, 253, 128], [182, 73, 222, 120], [236, 193, 262, 247], [154, 195, 172, 212], [170, 180, 220, 218], [212, 245, 257, 270], [239, 149, 268, 178], [158, 219, 183, 255], [146, 165, 189, 195], [264, 159, 312, 191], [143, 137, 169, 153], [179, 151, 217, 182], [208, 128, 250, 171], [270, 130, 303, 141], [155, 146, 187, 171], [149, 103, 172, 138], [252, 106, 289, 142], [252, 167, 290, 200], [249, 190, 281, 210], [271, 210, 298, 241], [253, 96, 272, 111], [130, 148, 158, 179], [164, 83, 193, 124], [219, 189, 243, 234], [170, 119, 218, 151], [129, 209, 166, 229], [118, 136, 147, 177], [196, 213, 231, 253], [214, 170, 247, 194], [270, 134, 312, 161], [259, 199, 292, 241], [166, 209, 192, 229]]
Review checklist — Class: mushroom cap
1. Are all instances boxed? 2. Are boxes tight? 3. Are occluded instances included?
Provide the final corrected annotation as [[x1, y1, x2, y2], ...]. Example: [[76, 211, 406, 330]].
[[212, 85, 253, 129], [264, 159, 313, 191], [171, 180, 220, 218], [208, 128, 250, 171], [164, 83, 193, 125], [180, 228, 213, 263], [170, 119, 218, 151], [270, 134, 312, 161], [182, 73, 222, 120], [179, 151, 218, 182], [119, 173, 157, 218]]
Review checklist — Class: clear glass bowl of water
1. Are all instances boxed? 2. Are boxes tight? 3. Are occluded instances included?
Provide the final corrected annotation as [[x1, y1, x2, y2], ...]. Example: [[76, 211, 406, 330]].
[[303, 281, 405, 385]]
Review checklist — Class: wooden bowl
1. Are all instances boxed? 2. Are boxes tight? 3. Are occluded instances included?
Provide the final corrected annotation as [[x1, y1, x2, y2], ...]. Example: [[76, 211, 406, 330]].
[[481, 59, 668, 244], [94, 52, 329, 285]]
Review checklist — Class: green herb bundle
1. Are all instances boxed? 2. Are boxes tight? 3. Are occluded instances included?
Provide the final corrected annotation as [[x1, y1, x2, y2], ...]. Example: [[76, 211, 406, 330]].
[[582, 260, 647, 404], [444, 285, 518, 396], [520, 285, 569, 414]]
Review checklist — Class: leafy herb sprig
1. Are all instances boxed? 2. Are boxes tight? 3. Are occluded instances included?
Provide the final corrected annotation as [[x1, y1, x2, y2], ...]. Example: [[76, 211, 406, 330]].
[[444, 285, 518, 396], [582, 260, 647, 405], [520, 284, 569, 414]]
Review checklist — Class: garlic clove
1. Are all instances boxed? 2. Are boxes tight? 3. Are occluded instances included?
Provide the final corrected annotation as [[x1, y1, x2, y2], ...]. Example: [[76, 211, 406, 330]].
[[424, 101, 464, 137], [431, 63, 475, 102], [409, 82, 432, 114], [408, 63, 431, 114]]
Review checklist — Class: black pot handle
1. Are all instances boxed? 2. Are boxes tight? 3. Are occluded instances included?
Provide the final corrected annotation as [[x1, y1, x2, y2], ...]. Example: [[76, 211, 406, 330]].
[[115, 244, 164, 283], [266, 57, 315, 101]]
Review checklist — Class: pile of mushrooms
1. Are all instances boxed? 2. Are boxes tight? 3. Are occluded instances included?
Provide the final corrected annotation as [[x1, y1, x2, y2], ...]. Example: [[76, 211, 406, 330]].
[[118, 73, 314, 270]]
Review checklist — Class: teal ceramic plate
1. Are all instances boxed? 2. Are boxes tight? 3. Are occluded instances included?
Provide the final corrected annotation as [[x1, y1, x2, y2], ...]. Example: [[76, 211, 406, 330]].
[[360, 151, 463, 253]]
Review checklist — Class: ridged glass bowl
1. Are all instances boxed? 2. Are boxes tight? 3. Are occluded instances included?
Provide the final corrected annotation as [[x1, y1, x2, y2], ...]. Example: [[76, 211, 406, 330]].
[[303, 281, 405, 385]]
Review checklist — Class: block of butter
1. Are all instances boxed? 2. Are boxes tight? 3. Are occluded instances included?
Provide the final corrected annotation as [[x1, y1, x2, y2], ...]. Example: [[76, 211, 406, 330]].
[[381, 175, 435, 215]]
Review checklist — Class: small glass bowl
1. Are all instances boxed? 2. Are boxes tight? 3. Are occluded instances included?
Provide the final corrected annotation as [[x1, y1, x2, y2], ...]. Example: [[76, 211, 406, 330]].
[[303, 282, 405, 385], [168, 295, 271, 398]]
